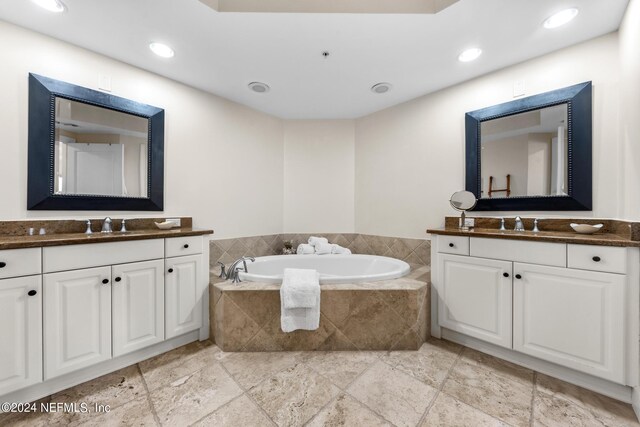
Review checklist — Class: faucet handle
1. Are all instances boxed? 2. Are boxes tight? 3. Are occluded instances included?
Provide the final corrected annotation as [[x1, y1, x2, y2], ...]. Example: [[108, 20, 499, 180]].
[[532, 218, 541, 233], [499, 218, 506, 231], [216, 261, 226, 279], [120, 219, 127, 233], [85, 220, 93, 235]]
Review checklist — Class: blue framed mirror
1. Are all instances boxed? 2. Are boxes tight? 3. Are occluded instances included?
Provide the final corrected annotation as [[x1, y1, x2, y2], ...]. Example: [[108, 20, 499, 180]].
[[465, 81, 592, 211]]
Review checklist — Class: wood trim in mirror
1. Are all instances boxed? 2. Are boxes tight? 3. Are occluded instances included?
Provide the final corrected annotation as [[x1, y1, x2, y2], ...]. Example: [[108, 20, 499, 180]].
[[27, 74, 164, 211], [465, 81, 592, 211]]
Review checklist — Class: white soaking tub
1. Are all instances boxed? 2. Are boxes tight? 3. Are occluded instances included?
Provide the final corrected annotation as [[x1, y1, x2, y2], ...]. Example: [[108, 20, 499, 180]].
[[237, 254, 410, 284]]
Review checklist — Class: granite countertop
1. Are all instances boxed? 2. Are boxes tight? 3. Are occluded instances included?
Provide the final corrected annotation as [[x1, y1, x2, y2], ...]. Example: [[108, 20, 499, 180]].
[[0, 227, 213, 250], [427, 227, 640, 247]]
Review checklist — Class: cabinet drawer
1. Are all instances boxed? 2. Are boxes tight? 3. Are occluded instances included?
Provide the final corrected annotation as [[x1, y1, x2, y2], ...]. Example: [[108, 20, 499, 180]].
[[567, 244, 626, 274], [165, 236, 202, 258], [470, 237, 566, 267], [43, 239, 164, 273], [437, 236, 470, 255], [0, 248, 41, 279]]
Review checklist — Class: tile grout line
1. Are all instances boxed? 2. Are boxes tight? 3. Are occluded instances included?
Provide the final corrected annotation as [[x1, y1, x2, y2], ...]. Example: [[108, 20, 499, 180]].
[[529, 371, 537, 427], [415, 343, 466, 426], [186, 392, 247, 427], [218, 357, 282, 426], [136, 363, 163, 427], [335, 357, 402, 426], [301, 355, 392, 426]]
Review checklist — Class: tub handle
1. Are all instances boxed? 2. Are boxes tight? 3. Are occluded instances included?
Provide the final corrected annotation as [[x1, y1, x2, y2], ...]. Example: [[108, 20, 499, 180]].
[[216, 261, 226, 278], [232, 267, 244, 284]]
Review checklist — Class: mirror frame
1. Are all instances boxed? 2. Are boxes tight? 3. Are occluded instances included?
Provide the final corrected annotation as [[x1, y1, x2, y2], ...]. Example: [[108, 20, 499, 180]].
[[27, 73, 165, 211], [465, 81, 592, 211]]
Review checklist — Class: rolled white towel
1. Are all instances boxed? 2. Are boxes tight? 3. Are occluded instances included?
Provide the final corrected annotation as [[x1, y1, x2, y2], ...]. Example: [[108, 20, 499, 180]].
[[331, 244, 352, 255], [296, 243, 315, 255], [308, 236, 329, 247], [314, 242, 333, 255]]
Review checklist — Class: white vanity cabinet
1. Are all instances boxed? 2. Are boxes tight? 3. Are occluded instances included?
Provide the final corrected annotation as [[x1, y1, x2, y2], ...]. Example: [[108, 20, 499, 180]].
[[165, 237, 204, 339], [0, 231, 210, 404], [0, 275, 42, 395], [437, 254, 512, 348], [432, 235, 638, 389], [44, 267, 112, 379], [112, 260, 165, 357], [512, 262, 625, 383]]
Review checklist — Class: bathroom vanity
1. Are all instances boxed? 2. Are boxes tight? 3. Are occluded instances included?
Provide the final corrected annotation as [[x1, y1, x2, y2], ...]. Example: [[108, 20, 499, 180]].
[[0, 219, 212, 404], [429, 218, 640, 403]]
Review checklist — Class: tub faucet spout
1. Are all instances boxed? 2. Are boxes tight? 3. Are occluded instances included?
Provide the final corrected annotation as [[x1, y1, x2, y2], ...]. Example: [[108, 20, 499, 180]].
[[227, 256, 256, 283]]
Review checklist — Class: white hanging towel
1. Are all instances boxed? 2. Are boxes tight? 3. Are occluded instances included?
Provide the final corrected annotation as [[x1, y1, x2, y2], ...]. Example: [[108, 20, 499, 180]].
[[280, 268, 320, 333]]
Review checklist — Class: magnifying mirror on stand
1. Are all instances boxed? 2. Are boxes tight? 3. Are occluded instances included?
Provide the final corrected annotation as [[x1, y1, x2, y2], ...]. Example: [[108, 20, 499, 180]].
[[450, 191, 478, 231]]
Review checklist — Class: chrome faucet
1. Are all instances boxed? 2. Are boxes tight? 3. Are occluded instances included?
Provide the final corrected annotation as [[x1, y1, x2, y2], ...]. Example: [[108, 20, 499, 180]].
[[226, 256, 256, 283], [101, 217, 113, 233], [514, 216, 524, 231]]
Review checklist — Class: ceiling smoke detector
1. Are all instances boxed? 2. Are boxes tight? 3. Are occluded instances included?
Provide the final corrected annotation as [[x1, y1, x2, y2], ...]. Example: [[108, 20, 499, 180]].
[[371, 83, 392, 94], [32, 0, 66, 13], [248, 82, 270, 93]]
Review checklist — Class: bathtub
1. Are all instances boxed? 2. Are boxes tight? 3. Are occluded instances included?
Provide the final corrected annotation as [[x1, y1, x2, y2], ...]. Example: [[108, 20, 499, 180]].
[[237, 254, 410, 284]]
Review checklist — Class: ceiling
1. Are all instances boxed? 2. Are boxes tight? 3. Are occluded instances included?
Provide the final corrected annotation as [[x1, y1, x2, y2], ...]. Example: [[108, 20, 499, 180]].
[[0, 0, 630, 119]]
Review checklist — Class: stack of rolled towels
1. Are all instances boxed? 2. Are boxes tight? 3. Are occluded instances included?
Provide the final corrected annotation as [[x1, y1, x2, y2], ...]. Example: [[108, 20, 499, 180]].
[[297, 236, 352, 255]]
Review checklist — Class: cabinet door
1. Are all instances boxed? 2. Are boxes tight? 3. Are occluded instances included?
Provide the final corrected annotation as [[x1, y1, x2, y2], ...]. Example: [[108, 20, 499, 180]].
[[165, 255, 202, 339], [44, 267, 111, 380], [0, 276, 42, 395], [112, 260, 164, 357], [513, 263, 625, 383], [437, 254, 513, 348]]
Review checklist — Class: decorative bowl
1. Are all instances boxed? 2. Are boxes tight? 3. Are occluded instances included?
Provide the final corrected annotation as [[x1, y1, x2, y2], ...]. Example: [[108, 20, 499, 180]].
[[155, 221, 179, 230], [570, 223, 603, 234]]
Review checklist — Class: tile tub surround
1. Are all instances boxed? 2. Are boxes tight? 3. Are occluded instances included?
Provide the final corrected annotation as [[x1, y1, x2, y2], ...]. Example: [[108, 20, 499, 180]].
[[209, 233, 432, 270], [210, 266, 430, 352], [2, 339, 637, 427]]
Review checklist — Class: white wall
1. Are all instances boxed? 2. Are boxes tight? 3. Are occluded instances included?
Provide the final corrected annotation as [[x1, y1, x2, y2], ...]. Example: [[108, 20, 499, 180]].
[[283, 120, 355, 232], [0, 21, 284, 238], [355, 32, 623, 239], [620, 0, 640, 218]]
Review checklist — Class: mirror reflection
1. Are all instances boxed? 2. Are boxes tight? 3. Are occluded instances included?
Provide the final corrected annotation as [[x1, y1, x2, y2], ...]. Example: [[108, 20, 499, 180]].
[[54, 97, 149, 198], [480, 103, 568, 199]]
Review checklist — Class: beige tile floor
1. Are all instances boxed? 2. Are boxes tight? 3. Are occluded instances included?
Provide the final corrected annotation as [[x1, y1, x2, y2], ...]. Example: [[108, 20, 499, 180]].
[[1, 339, 638, 427]]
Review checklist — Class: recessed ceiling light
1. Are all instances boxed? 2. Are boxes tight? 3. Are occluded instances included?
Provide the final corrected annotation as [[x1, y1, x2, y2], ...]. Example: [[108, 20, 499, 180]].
[[31, 0, 66, 13], [371, 83, 392, 94], [248, 82, 270, 93], [543, 8, 579, 29], [458, 48, 482, 63], [149, 42, 175, 58]]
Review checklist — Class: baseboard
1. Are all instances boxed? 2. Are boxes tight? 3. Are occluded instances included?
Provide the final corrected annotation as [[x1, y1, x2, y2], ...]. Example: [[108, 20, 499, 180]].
[[1, 330, 200, 406], [441, 328, 633, 404]]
